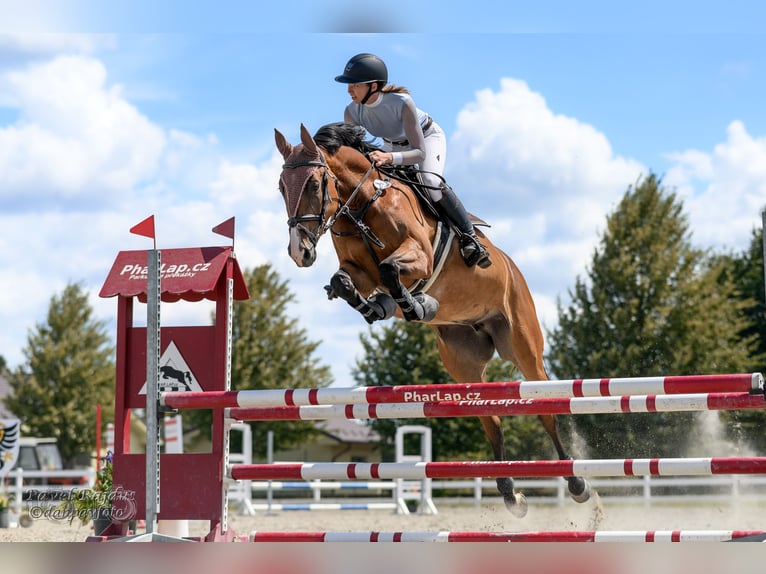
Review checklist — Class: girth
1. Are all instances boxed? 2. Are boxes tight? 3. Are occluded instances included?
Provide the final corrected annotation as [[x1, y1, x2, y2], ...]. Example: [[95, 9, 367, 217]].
[[408, 220, 455, 295]]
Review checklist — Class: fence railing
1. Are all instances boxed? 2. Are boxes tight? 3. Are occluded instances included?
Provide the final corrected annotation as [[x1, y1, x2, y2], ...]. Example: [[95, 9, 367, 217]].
[[429, 475, 766, 507], [6, 467, 763, 520], [233, 474, 766, 513]]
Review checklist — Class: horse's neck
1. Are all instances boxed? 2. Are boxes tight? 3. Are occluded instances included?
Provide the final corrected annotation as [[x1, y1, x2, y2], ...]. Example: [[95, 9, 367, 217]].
[[328, 149, 375, 203], [329, 148, 436, 230]]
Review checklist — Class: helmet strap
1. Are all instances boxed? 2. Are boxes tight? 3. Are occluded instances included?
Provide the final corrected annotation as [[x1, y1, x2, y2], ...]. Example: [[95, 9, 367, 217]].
[[360, 82, 379, 105]]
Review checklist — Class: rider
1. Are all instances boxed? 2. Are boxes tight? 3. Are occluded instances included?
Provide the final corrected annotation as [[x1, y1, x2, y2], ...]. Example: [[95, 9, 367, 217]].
[[334, 52, 491, 269]]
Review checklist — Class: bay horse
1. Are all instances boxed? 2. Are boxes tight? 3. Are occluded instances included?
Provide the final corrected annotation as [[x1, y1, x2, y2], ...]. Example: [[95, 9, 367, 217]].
[[274, 122, 590, 516]]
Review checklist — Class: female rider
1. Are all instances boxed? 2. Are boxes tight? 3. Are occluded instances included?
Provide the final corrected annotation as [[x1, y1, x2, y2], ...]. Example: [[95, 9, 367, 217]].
[[334, 53, 491, 269]]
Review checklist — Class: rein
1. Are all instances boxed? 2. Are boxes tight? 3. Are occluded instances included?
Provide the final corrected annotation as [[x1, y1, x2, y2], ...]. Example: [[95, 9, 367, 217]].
[[323, 162, 379, 241]]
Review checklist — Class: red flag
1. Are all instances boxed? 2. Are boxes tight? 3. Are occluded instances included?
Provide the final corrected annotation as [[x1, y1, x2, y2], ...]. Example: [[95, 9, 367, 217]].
[[212, 216, 235, 240], [130, 215, 155, 239]]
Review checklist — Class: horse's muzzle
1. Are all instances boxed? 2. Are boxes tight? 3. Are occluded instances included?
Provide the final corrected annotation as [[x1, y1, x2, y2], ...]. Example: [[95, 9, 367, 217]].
[[288, 227, 316, 267]]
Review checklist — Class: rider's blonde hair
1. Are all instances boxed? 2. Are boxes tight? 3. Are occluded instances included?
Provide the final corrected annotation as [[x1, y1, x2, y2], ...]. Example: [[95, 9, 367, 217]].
[[381, 84, 410, 95]]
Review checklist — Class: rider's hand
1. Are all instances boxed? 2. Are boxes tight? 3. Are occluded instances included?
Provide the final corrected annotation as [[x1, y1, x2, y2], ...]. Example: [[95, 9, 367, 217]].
[[369, 151, 392, 166]]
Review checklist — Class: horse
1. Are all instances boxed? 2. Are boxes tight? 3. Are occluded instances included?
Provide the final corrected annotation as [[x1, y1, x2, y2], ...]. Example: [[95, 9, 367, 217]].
[[274, 122, 591, 516]]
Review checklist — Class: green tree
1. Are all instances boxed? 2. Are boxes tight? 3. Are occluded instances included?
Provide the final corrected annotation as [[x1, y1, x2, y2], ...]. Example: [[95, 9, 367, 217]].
[[716, 221, 766, 452], [546, 174, 757, 458], [184, 264, 332, 459], [5, 283, 115, 466], [723, 222, 766, 371], [352, 321, 553, 461]]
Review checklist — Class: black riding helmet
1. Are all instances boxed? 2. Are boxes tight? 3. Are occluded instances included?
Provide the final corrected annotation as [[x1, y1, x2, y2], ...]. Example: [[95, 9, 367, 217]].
[[334, 53, 388, 85]]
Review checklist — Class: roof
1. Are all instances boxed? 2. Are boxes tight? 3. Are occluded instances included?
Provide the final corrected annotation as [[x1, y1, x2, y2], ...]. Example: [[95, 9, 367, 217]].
[[99, 246, 250, 303], [318, 418, 381, 444]]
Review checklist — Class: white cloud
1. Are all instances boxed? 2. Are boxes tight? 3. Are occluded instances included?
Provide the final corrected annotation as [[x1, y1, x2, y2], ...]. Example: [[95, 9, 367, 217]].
[[210, 154, 284, 209], [0, 55, 166, 205], [666, 120, 766, 250], [449, 78, 644, 215], [447, 78, 645, 317]]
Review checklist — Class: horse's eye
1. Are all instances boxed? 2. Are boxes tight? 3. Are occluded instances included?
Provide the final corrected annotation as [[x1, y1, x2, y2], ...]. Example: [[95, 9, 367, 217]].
[[307, 180, 320, 193]]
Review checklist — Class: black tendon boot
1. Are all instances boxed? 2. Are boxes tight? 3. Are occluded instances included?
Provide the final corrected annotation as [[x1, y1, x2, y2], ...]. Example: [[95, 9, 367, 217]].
[[435, 185, 492, 268]]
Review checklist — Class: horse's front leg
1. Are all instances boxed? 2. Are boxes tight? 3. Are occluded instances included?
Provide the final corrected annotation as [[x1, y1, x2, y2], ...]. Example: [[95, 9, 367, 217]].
[[378, 241, 439, 322], [325, 269, 397, 324], [435, 324, 529, 517]]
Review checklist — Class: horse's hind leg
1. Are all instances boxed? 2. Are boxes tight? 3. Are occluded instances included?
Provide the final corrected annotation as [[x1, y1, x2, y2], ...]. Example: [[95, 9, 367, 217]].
[[536, 414, 590, 502], [433, 324, 528, 518], [479, 415, 528, 518], [490, 304, 592, 505], [507, 347, 591, 503]]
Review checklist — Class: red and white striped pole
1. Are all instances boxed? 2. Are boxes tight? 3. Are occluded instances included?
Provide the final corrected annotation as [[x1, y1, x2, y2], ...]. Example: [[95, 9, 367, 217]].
[[247, 529, 766, 542], [224, 391, 766, 422], [230, 456, 766, 481], [161, 372, 764, 410]]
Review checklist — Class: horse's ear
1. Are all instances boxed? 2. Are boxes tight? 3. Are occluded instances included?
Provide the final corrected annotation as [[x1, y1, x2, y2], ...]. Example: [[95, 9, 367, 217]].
[[300, 123, 319, 158], [274, 128, 292, 159]]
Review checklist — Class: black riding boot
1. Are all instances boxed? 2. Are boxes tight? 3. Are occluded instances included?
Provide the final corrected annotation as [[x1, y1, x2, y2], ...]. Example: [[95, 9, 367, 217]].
[[435, 185, 492, 268]]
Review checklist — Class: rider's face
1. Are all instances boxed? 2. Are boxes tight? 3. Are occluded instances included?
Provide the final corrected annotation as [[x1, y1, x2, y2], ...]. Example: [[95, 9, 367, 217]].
[[347, 82, 378, 104]]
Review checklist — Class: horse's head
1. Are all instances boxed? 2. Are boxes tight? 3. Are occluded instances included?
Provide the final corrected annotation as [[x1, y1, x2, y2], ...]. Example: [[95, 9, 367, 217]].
[[275, 124, 334, 267]]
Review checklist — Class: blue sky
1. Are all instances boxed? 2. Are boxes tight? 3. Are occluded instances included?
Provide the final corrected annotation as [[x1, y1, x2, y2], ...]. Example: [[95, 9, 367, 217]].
[[1, 3, 765, 386]]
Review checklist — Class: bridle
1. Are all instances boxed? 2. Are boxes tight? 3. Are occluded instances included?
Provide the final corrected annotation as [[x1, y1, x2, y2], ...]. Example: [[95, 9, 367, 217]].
[[281, 154, 335, 250], [281, 150, 381, 252]]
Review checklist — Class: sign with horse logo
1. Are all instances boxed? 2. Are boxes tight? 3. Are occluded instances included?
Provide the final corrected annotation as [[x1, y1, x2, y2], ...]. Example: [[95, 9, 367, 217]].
[[139, 340, 203, 394]]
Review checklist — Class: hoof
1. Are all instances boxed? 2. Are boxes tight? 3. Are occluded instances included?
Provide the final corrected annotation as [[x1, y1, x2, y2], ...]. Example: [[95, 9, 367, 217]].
[[323, 284, 337, 300], [568, 478, 591, 504], [503, 492, 528, 518]]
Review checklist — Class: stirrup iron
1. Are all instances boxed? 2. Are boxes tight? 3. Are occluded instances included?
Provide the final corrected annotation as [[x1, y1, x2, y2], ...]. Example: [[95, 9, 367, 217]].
[[460, 235, 492, 269]]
